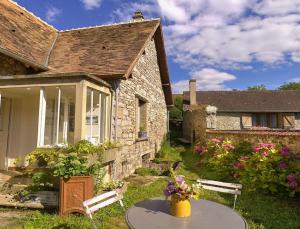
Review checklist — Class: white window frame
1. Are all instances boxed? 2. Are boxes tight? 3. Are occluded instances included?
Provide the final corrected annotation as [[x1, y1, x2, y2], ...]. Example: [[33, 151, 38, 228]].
[[37, 87, 72, 147], [86, 88, 109, 145]]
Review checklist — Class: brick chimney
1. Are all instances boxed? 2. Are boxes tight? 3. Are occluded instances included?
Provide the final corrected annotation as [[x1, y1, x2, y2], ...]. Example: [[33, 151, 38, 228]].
[[189, 79, 196, 105], [132, 10, 144, 22]]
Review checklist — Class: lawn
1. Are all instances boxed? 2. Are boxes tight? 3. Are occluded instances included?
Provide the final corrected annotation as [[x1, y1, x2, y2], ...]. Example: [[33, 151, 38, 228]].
[[6, 143, 300, 229]]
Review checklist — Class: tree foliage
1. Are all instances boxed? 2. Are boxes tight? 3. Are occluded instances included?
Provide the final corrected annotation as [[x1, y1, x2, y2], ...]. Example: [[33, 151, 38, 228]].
[[278, 82, 300, 90], [169, 96, 183, 120], [247, 85, 267, 91]]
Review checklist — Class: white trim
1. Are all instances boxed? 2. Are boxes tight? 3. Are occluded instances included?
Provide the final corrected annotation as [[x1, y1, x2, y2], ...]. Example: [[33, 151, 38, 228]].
[[90, 90, 94, 141], [98, 93, 102, 144], [105, 95, 108, 140], [55, 88, 61, 145], [63, 98, 69, 143], [37, 88, 46, 147]]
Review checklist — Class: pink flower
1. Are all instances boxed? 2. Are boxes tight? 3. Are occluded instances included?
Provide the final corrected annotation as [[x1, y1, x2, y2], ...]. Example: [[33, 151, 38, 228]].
[[287, 174, 297, 182], [233, 161, 244, 169], [289, 181, 299, 190], [195, 145, 207, 156], [261, 151, 269, 157], [277, 161, 288, 169], [280, 146, 289, 157], [240, 156, 250, 161], [223, 144, 235, 151], [175, 175, 185, 185], [211, 138, 221, 144]]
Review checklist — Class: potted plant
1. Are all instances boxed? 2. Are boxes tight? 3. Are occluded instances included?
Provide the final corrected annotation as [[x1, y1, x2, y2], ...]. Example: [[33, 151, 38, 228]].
[[47, 141, 103, 216], [138, 126, 147, 139], [163, 169, 201, 218]]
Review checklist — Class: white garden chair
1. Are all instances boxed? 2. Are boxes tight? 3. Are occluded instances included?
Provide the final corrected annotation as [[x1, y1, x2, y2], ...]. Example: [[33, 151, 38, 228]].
[[197, 179, 242, 209], [83, 190, 125, 229]]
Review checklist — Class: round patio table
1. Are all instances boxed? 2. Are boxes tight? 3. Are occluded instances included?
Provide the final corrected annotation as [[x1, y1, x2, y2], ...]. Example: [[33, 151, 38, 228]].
[[126, 197, 248, 229]]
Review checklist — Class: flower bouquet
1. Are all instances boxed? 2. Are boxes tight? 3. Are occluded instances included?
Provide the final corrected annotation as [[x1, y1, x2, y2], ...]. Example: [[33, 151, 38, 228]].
[[164, 169, 201, 217]]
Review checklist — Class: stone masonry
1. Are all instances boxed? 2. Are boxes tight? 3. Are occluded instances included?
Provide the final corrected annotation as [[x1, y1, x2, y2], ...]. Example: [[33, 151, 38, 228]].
[[110, 39, 168, 178], [0, 53, 36, 76]]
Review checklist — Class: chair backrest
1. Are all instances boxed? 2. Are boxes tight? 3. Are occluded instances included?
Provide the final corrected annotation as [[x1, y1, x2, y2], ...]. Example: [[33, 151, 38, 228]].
[[83, 190, 123, 215], [197, 179, 242, 195]]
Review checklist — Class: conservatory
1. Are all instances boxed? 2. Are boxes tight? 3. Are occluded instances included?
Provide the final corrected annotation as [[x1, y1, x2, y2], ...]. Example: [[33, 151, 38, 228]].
[[0, 73, 111, 170]]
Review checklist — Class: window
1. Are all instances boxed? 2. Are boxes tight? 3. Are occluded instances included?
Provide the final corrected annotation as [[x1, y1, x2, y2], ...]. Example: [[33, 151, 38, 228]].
[[295, 113, 300, 120], [38, 86, 75, 147], [136, 97, 147, 138], [252, 113, 278, 128], [85, 88, 110, 144]]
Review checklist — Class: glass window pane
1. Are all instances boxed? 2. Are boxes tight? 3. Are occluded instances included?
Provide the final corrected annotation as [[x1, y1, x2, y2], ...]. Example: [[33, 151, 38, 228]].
[[44, 88, 59, 145], [85, 88, 92, 142], [91, 91, 100, 144], [100, 93, 107, 143], [270, 113, 277, 128]]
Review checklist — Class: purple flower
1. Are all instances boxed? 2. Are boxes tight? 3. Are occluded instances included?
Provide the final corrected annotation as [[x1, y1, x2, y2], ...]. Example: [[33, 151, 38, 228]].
[[287, 174, 297, 182], [289, 181, 299, 190], [280, 146, 289, 157], [163, 182, 176, 197], [277, 161, 288, 170]]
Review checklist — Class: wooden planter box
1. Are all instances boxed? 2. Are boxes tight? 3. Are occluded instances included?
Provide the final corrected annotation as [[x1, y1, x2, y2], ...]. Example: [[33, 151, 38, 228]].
[[59, 176, 94, 216]]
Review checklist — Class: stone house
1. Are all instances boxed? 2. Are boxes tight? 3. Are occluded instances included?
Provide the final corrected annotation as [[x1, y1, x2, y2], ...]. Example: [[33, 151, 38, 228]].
[[182, 80, 300, 142], [0, 1, 173, 179]]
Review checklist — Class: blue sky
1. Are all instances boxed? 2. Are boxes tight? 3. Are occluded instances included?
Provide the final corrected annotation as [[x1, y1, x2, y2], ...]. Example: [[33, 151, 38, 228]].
[[15, 0, 300, 93]]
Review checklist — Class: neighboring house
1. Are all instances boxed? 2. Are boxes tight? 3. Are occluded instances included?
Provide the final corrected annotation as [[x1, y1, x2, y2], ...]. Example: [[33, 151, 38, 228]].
[[182, 80, 300, 142], [0, 1, 173, 179]]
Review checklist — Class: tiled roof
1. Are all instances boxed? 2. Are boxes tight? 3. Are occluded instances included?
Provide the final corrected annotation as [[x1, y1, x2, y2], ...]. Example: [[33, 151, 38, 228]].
[[183, 90, 300, 112], [0, 0, 173, 106], [49, 20, 160, 78], [0, 0, 57, 67]]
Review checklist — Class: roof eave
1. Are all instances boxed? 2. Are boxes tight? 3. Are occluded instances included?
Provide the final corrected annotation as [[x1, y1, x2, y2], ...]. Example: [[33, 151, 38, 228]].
[[0, 46, 48, 71]]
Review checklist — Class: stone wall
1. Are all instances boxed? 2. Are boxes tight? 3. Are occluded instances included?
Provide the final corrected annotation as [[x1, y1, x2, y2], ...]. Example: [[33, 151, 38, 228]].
[[0, 53, 35, 75], [109, 39, 168, 179], [216, 112, 241, 130], [206, 130, 300, 156], [182, 105, 206, 144]]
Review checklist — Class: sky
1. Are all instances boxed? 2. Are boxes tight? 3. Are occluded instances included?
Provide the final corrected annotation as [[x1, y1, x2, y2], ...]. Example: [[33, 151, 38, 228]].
[[15, 0, 300, 93]]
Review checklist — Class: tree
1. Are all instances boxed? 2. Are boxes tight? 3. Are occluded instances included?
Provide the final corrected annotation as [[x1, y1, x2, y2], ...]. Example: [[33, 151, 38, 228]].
[[247, 85, 267, 91], [169, 95, 183, 120], [278, 82, 300, 90]]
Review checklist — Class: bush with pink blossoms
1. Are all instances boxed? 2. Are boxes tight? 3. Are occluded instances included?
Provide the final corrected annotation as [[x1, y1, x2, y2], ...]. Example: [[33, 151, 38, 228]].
[[195, 139, 300, 197]]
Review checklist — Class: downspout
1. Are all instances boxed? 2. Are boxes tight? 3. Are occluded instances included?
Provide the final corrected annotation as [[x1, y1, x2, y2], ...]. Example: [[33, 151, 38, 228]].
[[113, 80, 120, 142]]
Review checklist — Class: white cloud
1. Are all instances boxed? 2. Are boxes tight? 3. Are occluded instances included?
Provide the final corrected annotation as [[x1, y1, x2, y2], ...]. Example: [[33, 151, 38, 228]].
[[46, 6, 61, 22], [172, 68, 236, 93], [81, 0, 102, 10], [113, 0, 300, 90]]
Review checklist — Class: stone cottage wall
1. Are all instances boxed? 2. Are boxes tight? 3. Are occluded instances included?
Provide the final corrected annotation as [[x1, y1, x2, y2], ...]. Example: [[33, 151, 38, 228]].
[[110, 40, 168, 179], [216, 112, 241, 130]]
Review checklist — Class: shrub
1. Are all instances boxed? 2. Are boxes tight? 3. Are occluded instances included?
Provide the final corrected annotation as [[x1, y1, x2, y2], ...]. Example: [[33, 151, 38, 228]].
[[195, 139, 300, 196]]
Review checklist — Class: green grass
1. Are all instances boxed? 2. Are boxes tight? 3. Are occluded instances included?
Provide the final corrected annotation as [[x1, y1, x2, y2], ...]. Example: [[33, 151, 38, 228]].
[[6, 143, 300, 229]]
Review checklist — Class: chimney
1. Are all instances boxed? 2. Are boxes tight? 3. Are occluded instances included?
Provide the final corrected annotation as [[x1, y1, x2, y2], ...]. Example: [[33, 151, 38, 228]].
[[189, 79, 196, 105], [132, 10, 144, 22]]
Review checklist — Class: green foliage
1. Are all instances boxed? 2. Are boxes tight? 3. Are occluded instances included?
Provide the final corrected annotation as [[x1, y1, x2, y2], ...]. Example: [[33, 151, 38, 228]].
[[25, 147, 60, 167], [247, 85, 267, 91], [170, 96, 183, 120], [195, 139, 300, 196], [278, 82, 300, 90], [48, 141, 103, 179], [135, 167, 160, 176], [101, 180, 124, 191]]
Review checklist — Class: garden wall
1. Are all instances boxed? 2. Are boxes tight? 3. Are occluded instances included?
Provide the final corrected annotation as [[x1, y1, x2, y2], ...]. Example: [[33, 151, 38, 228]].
[[206, 130, 300, 156], [182, 105, 206, 143]]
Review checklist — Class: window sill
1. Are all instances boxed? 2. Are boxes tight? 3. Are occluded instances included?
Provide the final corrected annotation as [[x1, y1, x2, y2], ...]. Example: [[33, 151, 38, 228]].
[[136, 137, 149, 142]]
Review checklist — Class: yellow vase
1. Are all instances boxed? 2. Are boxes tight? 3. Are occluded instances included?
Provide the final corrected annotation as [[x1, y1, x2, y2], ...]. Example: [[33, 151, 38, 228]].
[[170, 195, 191, 218]]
